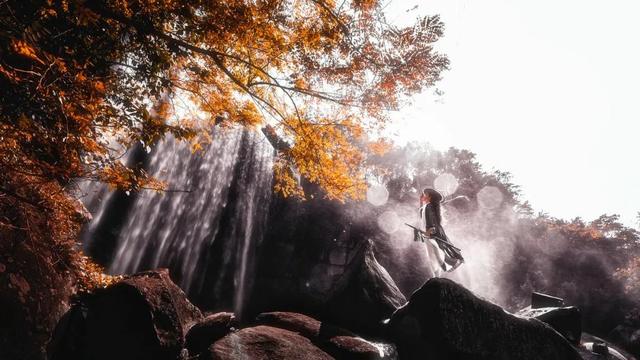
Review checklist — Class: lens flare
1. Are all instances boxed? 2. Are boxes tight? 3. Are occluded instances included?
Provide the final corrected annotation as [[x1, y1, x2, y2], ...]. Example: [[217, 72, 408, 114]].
[[377, 210, 401, 234], [434, 173, 459, 196], [366, 184, 389, 206], [477, 186, 504, 209]]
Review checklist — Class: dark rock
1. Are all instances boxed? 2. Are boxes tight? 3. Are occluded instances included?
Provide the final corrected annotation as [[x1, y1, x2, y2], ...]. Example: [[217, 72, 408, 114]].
[[0, 240, 74, 360], [256, 311, 324, 338], [49, 269, 203, 360], [70, 198, 93, 224], [325, 241, 406, 335], [609, 322, 640, 357], [593, 341, 611, 355], [578, 342, 628, 360], [46, 304, 86, 360], [358, 242, 407, 312], [581, 334, 636, 360], [230, 181, 407, 334], [207, 325, 334, 360], [186, 312, 237, 356], [249, 196, 406, 335], [517, 306, 582, 344], [387, 278, 583, 360], [372, 231, 435, 296], [326, 336, 383, 360], [255, 311, 384, 359], [531, 292, 564, 309]]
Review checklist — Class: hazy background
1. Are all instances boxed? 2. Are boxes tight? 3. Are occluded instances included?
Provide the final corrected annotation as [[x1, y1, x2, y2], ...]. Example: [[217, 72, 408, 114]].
[[384, 0, 640, 227]]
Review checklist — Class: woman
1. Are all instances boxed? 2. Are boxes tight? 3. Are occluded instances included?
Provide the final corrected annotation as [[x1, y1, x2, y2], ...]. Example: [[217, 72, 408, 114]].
[[420, 188, 446, 240], [419, 188, 463, 272]]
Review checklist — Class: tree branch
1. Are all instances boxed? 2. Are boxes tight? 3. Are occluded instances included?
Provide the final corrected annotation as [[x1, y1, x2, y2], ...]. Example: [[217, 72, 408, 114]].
[[0, 186, 51, 211]]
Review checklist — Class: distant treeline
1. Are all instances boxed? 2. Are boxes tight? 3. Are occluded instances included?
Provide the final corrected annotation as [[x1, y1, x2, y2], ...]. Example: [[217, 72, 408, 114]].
[[370, 143, 640, 353]]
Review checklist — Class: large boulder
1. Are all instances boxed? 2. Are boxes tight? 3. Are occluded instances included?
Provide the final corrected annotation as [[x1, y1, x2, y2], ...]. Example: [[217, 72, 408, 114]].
[[256, 311, 388, 359], [48, 269, 202, 360], [387, 278, 583, 360], [0, 228, 75, 360], [206, 325, 333, 360], [46, 304, 86, 360], [324, 241, 406, 335], [186, 312, 237, 356]]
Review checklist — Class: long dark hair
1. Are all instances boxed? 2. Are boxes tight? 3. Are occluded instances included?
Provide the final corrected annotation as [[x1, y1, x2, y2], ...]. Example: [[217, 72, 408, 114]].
[[423, 188, 443, 224]]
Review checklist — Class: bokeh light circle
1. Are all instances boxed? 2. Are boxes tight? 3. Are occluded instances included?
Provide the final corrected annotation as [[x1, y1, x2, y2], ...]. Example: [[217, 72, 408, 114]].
[[477, 186, 504, 209], [377, 210, 401, 234], [366, 184, 389, 206], [434, 173, 459, 196]]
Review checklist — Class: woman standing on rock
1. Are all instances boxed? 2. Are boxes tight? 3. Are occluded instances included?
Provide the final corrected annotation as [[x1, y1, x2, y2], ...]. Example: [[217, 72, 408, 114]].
[[419, 188, 464, 273]]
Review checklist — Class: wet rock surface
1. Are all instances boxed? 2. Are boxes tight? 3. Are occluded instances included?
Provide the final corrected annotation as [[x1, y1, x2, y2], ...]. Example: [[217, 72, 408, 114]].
[[206, 325, 333, 360], [255, 311, 386, 359], [387, 277, 583, 360], [256, 311, 325, 338], [326, 335, 385, 360]]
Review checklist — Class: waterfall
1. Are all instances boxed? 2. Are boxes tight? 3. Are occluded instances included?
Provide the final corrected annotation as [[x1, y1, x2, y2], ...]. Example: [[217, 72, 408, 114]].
[[82, 127, 274, 314]]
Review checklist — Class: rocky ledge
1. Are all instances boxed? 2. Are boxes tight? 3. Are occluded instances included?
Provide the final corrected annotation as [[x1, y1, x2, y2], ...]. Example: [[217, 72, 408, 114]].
[[47, 269, 635, 359]]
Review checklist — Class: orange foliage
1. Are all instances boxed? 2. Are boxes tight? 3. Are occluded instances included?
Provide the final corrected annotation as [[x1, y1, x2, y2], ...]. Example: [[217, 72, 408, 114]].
[[279, 115, 368, 200], [0, 5, 449, 325], [368, 138, 392, 156], [1, 0, 447, 204]]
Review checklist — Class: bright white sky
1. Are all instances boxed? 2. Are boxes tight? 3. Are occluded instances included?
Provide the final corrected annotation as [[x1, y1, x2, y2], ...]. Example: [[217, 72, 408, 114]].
[[384, 0, 640, 227]]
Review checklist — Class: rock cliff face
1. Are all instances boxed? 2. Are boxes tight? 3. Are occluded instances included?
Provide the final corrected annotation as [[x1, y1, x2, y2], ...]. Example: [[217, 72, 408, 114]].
[[248, 196, 406, 334], [77, 128, 408, 335]]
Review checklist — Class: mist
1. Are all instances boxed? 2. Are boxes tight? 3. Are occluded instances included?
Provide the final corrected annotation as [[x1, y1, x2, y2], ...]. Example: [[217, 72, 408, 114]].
[[363, 142, 639, 350]]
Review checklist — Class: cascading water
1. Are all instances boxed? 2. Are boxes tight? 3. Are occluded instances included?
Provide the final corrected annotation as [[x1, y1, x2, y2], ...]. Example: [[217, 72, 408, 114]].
[[81, 126, 273, 315]]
